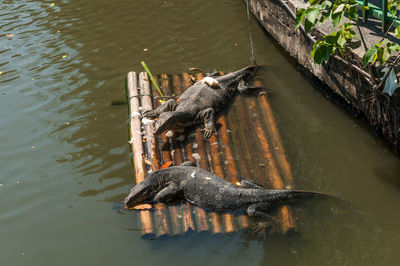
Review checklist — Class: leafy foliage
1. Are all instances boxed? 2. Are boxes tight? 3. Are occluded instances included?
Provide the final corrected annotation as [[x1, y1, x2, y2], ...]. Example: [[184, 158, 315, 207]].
[[295, 0, 400, 69], [388, 0, 400, 17], [362, 40, 400, 66], [395, 25, 400, 38], [295, 0, 359, 34], [311, 23, 356, 64]]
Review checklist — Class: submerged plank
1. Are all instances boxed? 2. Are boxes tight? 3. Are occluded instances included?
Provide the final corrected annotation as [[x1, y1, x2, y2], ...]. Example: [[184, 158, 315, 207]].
[[242, 79, 297, 234]]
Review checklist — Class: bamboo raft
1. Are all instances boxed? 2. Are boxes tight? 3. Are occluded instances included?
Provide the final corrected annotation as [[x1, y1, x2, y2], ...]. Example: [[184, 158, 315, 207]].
[[126, 70, 297, 238]]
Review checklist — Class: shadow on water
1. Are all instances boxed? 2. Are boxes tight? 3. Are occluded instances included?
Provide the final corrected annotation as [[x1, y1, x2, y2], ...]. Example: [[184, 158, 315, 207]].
[[123, 199, 378, 266]]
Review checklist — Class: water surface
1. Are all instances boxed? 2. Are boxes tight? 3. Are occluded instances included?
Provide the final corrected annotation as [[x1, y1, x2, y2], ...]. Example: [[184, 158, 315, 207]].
[[1, 0, 400, 265]]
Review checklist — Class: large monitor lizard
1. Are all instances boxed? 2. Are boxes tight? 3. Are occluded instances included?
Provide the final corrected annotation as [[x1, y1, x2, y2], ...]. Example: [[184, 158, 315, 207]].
[[143, 65, 263, 138], [124, 163, 333, 219]]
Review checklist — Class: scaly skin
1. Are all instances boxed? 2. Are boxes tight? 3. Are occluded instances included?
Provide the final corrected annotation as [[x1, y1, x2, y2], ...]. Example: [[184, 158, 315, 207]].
[[124, 164, 330, 219], [143, 65, 263, 138]]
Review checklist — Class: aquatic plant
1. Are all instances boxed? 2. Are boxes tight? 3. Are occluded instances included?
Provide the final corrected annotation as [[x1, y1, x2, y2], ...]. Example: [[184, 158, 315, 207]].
[[140, 61, 165, 102]]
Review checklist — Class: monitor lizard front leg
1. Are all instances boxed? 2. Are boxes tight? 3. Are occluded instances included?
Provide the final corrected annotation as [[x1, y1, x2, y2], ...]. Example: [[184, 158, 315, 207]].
[[199, 107, 216, 138]]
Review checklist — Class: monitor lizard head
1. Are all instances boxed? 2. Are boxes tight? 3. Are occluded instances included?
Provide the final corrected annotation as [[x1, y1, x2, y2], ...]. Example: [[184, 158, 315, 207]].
[[124, 174, 162, 208], [154, 111, 182, 134]]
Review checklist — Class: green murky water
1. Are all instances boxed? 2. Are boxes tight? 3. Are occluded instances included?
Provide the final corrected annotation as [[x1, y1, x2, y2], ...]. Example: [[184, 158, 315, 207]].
[[1, 0, 400, 265]]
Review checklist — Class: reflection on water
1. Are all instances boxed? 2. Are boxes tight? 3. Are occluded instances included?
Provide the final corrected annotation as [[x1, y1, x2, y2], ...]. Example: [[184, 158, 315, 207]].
[[1, 0, 400, 265]]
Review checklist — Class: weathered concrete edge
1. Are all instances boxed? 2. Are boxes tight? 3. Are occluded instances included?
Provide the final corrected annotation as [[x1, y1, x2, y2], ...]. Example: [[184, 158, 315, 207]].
[[248, 0, 400, 151]]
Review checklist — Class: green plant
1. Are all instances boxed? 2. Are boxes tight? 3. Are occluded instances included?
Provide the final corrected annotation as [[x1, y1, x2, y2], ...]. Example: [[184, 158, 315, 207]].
[[140, 61, 165, 102], [295, 0, 400, 89]]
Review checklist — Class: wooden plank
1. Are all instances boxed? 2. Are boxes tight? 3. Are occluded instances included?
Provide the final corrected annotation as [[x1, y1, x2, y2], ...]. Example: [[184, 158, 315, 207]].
[[126, 72, 153, 237]]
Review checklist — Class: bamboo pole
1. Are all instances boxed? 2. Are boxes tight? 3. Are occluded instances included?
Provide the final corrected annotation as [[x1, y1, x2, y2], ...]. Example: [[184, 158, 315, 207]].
[[227, 97, 261, 182], [244, 79, 297, 234], [218, 116, 249, 229], [160, 73, 198, 234], [141, 72, 179, 237], [171, 74, 196, 234], [139, 72, 160, 171], [216, 115, 249, 230], [188, 72, 237, 234], [207, 132, 235, 233], [126, 72, 153, 237], [169, 78, 185, 166], [212, 71, 249, 230], [174, 76, 222, 234], [138, 72, 171, 238], [178, 73, 210, 233], [192, 128, 221, 233], [256, 88, 294, 188]]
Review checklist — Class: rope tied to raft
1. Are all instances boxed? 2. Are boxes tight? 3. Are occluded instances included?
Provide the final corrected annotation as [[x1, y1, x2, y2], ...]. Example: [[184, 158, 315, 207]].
[[246, 0, 257, 66], [129, 94, 175, 100], [128, 94, 152, 100]]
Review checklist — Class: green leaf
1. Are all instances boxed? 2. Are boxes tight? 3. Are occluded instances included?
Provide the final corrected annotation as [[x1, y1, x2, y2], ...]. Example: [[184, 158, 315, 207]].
[[140, 61, 165, 101], [387, 42, 400, 52], [333, 3, 345, 13], [320, 9, 332, 22], [388, 0, 399, 17], [304, 18, 313, 33], [309, 0, 321, 5], [324, 32, 339, 45], [306, 7, 320, 25], [362, 45, 379, 66], [331, 10, 344, 27], [337, 34, 347, 46], [382, 48, 390, 64], [377, 47, 383, 65], [376, 47, 390, 65], [343, 22, 353, 30], [376, 39, 389, 47], [295, 8, 306, 28], [312, 41, 334, 64], [347, 6, 358, 21], [321, 0, 332, 9], [395, 25, 400, 38]]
